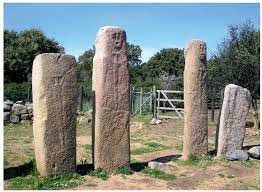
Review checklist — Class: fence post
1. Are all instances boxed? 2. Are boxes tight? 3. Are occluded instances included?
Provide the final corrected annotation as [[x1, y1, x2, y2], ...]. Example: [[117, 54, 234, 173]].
[[149, 88, 152, 114], [211, 87, 215, 122], [157, 90, 160, 118], [153, 85, 156, 118], [140, 87, 143, 115]]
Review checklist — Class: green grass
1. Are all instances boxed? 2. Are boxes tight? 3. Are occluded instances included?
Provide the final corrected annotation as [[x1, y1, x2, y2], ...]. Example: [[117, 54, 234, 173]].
[[218, 173, 225, 178], [241, 160, 253, 168], [141, 167, 176, 181], [131, 141, 169, 155], [175, 143, 183, 152], [131, 114, 152, 123], [226, 175, 236, 179], [7, 173, 84, 190], [208, 143, 215, 151], [114, 166, 133, 175], [89, 168, 109, 180], [83, 183, 98, 187], [173, 155, 215, 169]]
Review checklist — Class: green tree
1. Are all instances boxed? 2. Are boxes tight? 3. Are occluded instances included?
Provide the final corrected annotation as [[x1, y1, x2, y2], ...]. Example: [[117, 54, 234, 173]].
[[77, 48, 94, 82], [4, 28, 64, 83], [208, 20, 260, 98], [127, 43, 142, 66], [77, 43, 142, 82], [208, 20, 260, 128], [145, 48, 185, 90]]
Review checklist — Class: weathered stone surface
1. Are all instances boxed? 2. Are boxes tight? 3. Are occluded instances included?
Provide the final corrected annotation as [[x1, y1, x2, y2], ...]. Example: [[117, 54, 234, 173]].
[[12, 104, 27, 115], [27, 106, 33, 114], [21, 113, 29, 120], [4, 112, 10, 125], [16, 101, 24, 105], [150, 118, 162, 125], [78, 116, 91, 125], [4, 103, 11, 112], [225, 150, 249, 161], [92, 26, 130, 172], [10, 114, 20, 124], [32, 53, 77, 176], [29, 113, 34, 119], [4, 100, 14, 106], [217, 84, 251, 157], [248, 146, 260, 159], [148, 161, 177, 173], [182, 39, 208, 159]]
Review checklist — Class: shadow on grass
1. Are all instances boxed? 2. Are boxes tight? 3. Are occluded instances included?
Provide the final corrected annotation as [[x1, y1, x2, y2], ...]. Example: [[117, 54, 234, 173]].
[[76, 164, 94, 175], [5, 154, 185, 180], [4, 161, 94, 180], [152, 154, 181, 163], [4, 160, 36, 180]]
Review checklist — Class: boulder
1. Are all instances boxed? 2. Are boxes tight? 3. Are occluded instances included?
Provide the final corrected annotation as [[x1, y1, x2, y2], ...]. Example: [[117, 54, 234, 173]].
[[79, 116, 91, 125], [4, 112, 10, 125], [4, 103, 11, 112], [21, 114, 29, 120], [12, 104, 27, 115], [10, 114, 20, 124], [29, 113, 33, 119], [15, 101, 24, 105], [25, 103, 33, 107], [225, 150, 249, 161], [148, 161, 177, 173], [27, 106, 33, 114], [77, 110, 85, 116], [248, 146, 260, 159], [150, 118, 162, 125], [4, 100, 14, 106]]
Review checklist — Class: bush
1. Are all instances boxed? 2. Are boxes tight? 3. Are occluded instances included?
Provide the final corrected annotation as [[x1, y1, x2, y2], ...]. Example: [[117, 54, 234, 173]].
[[4, 82, 31, 102]]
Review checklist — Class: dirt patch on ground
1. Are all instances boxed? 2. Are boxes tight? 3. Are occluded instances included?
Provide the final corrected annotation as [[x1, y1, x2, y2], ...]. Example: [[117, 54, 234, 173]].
[[4, 112, 260, 190]]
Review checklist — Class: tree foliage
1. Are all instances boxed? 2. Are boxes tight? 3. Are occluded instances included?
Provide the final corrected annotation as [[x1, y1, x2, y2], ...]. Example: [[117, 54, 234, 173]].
[[77, 43, 142, 82], [4, 29, 64, 83], [127, 43, 142, 66], [131, 48, 184, 90], [208, 20, 260, 99]]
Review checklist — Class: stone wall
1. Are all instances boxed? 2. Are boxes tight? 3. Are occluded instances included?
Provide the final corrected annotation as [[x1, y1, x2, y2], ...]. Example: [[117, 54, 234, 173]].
[[4, 100, 33, 125]]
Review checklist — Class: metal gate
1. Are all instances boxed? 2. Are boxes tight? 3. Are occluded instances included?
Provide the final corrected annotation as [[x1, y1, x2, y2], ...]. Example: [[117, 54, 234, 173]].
[[156, 90, 184, 119]]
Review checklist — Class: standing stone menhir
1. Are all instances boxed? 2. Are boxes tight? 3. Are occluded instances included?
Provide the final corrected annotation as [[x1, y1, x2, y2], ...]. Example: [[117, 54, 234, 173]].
[[92, 26, 130, 172], [182, 39, 208, 160], [32, 53, 77, 176], [216, 84, 251, 157]]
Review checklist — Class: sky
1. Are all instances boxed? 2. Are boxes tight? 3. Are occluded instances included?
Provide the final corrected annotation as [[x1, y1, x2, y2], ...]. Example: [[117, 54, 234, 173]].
[[4, 3, 260, 62]]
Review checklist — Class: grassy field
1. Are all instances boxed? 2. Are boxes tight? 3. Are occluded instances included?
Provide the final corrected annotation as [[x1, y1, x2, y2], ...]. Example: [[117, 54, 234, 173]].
[[4, 109, 260, 190]]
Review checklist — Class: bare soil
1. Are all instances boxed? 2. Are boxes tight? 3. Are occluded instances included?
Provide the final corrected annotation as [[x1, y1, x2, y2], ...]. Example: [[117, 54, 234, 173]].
[[4, 110, 260, 190]]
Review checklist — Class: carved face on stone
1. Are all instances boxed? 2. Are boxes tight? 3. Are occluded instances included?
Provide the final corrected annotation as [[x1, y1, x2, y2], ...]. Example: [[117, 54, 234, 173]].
[[111, 31, 124, 49]]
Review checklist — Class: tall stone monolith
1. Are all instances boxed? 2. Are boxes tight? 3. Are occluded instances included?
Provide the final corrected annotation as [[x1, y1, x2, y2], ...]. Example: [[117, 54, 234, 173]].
[[182, 39, 208, 160], [217, 84, 251, 157], [32, 53, 77, 176], [92, 26, 130, 172]]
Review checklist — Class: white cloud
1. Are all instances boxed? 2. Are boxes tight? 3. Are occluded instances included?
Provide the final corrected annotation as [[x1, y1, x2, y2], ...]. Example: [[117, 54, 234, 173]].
[[141, 47, 158, 63]]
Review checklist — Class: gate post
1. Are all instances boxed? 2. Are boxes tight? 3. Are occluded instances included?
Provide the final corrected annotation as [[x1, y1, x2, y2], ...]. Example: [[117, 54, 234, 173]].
[[153, 85, 156, 118], [140, 87, 143, 115]]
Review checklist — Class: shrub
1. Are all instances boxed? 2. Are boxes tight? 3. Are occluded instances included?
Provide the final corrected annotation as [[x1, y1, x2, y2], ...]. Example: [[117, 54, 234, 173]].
[[4, 82, 31, 102]]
